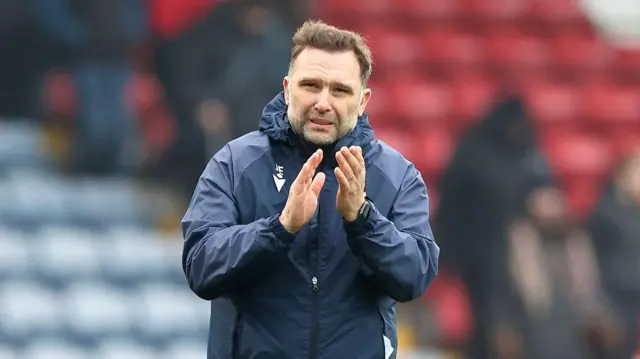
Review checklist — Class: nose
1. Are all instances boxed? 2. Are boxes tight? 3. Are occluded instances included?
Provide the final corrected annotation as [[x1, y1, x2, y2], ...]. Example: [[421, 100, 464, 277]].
[[313, 90, 332, 114]]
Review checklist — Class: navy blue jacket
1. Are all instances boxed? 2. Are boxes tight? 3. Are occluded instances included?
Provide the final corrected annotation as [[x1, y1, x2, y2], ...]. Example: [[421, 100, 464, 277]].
[[182, 92, 439, 359]]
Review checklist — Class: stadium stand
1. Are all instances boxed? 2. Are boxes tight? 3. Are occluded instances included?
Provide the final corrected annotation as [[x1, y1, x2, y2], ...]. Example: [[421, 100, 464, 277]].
[[0, 121, 209, 358]]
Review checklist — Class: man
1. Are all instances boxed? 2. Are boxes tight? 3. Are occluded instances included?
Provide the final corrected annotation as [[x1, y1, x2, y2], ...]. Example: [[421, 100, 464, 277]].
[[182, 20, 439, 359]]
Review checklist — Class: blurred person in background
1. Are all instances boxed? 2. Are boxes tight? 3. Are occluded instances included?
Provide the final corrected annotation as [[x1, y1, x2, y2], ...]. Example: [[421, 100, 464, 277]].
[[435, 97, 552, 359], [181, 20, 439, 359], [151, 0, 305, 200], [588, 150, 640, 359], [497, 186, 619, 359], [0, 0, 45, 118], [33, 0, 147, 175]]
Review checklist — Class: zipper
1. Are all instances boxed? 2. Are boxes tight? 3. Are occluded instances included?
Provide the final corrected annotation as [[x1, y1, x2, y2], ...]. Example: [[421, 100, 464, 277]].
[[309, 167, 323, 359]]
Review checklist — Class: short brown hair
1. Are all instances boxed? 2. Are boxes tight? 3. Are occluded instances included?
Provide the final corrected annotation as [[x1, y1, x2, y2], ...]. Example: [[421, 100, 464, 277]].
[[289, 20, 373, 85]]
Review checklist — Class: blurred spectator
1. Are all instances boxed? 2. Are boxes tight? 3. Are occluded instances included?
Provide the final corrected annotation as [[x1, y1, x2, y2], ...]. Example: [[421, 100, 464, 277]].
[[0, 0, 46, 118], [33, 0, 147, 175], [499, 187, 618, 359], [151, 0, 298, 199], [435, 97, 552, 359], [588, 150, 640, 359]]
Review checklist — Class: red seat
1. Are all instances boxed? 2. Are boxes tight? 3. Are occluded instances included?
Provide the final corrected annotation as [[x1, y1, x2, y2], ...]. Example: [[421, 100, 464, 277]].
[[582, 82, 640, 126], [367, 32, 421, 74], [364, 82, 391, 127], [484, 30, 550, 69], [420, 28, 484, 67], [527, 0, 585, 24], [450, 72, 498, 125], [549, 31, 612, 71], [317, 0, 393, 18], [462, 0, 525, 20], [608, 131, 640, 157], [413, 128, 455, 176], [375, 129, 416, 159], [397, 0, 461, 20], [611, 47, 640, 77], [387, 79, 451, 127], [544, 134, 613, 177], [524, 79, 582, 128]]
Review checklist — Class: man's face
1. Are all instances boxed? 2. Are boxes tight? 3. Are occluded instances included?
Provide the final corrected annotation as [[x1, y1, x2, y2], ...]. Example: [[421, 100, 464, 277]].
[[284, 47, 371, 145]]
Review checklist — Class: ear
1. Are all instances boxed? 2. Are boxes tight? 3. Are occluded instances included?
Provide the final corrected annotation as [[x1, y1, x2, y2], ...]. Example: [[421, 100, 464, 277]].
[[358, 88, 372, 116], [283, 76, 290, 105]]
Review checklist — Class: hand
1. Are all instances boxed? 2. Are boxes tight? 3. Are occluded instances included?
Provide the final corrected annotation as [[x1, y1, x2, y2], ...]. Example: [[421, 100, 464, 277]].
[[279, 149, 326, 233], [335, 146, 366, 222], [585, 313, 625, 349], [493, 328, 523, 359]]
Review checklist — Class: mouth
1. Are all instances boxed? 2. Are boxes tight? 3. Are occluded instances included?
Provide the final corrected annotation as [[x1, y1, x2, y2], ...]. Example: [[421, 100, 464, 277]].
[[309, 118, 333, 126]]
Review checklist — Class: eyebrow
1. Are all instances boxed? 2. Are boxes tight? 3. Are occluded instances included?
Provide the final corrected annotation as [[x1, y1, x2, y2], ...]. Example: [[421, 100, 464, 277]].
[[298, 77, 356, 91]]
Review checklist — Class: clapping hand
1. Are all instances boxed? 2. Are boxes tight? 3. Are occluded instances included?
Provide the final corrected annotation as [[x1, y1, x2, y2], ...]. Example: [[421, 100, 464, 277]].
[[335, 146, 366, 222], [279, 149, 326, 233]]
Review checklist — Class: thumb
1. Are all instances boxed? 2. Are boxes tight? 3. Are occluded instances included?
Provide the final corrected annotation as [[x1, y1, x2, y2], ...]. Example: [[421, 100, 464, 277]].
[[310, 172, 325, 197]]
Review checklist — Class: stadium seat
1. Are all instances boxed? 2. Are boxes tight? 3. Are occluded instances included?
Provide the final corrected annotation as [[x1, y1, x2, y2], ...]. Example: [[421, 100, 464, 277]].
[[526, 0, 585, 24], [96, 338, 158, 359], [548, 31, 612, 72], [420, 27, 484, 68], [22, 339, 90, 359], [462, 0, 525, 21], [449, 72, 498, 125], [364, 82, 391, 127], [317, 0, 396, 29], [164, 340, 208, 359], [608, 131, 640, 156], [367, 32, 421, 75], [64, 282, 133, 338], [387, 78, 451, 127], [0, 230, 29, 279], [396, 0, 461, 21], [132, 283, 209, 340], [524, 79, 582, 130], [100, 233, 169, 283], [483, 30, 550, 70], [582, 82, 640, 127], [413, 128, 455, 176], [375, 129, 416, 158], [611, 47, 640, 75], [34, 226, 102, 281], [544, 134, 613, 177], [0, 282, 62, 339]]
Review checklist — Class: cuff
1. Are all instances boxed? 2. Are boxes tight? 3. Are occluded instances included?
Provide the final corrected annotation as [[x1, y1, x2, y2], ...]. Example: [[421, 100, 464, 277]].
[[344, 203, 378, 237], [268, 214, 296, 245]]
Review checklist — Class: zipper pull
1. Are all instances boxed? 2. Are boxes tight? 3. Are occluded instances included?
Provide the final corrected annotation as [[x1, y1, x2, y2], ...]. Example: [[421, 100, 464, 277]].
[[312, 277, 319, 292]]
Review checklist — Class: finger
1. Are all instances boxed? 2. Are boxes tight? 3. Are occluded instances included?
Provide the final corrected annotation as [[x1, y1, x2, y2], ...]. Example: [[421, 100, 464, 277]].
[[304, 149, 323, 190], [342, 147, 362, 179], [334, 167, 351, 191], [310, 172, 326, 197], [293, 150, 322, 188], [290, 163, 309, 194], [336, 151, 356, 183], [351, 146, 365, 170], [310, 149, 323, 170]]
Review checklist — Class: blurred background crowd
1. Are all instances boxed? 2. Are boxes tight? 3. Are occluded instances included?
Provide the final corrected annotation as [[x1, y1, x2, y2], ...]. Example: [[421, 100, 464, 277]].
[[0, 0, 639, 358]]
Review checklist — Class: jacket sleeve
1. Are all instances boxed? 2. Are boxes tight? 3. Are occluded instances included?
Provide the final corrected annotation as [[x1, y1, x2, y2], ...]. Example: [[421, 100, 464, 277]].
[[181, 145, 295, 301], [344, 164, 439, 302]]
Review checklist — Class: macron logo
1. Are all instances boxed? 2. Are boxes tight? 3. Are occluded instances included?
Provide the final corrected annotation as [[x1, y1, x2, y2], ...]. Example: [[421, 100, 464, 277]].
[[273, 164, 286, 192]]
